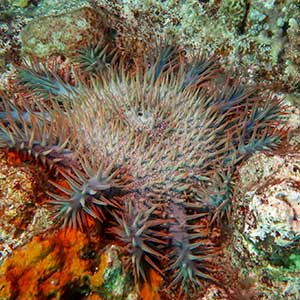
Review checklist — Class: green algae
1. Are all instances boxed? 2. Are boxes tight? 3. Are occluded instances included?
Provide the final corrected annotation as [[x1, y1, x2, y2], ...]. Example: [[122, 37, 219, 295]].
[[288, 253, 300, 271], [11, 0, 29, 8]]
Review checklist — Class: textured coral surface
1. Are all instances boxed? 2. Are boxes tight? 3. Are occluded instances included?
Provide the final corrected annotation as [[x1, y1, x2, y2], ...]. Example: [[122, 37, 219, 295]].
[[0, 230, 141, 300], [0, 1, 299, 300], [231, 150, 300, 300]]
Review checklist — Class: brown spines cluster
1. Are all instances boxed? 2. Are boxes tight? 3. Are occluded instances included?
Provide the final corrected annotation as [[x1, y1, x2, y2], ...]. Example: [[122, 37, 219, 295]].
[[0, 42, 286, 298]]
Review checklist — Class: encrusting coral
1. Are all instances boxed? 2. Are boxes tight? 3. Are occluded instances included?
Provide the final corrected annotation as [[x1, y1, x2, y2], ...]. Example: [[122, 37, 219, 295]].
[[0, 229, 141, 300], [0, 42, 286, 298]]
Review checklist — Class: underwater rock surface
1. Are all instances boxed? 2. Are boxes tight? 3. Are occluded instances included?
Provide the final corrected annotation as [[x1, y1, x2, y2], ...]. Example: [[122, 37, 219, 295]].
[[0, 0, 300, 299], [21, 7, 108, 58], [231, 151, 300, 300], [0, 152, 52, 265]]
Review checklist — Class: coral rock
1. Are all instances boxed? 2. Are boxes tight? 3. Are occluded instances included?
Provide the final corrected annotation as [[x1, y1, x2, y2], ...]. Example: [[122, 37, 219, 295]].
[[21, 7, 108, 58], [231, 151, 300, 299]]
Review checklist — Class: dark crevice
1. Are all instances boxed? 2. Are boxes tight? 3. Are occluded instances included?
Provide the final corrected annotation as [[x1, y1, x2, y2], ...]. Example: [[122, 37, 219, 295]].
[[60, 279, 91, 300], [237, 0, 251, 35], [281, 21, 289, 37]]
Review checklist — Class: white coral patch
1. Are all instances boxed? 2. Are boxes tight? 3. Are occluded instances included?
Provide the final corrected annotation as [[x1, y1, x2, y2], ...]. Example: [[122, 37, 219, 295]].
[[244, 183, 300, 247]]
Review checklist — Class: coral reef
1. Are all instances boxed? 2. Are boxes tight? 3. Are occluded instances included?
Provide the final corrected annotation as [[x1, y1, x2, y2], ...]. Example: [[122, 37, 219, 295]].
[[20, 7, 110, 58], [230, 150, 300, 299], [2, 1, 300, 96], [0, 0, 298, 299], [0, 152, 52, 264], [0, 40, 285, 299], [89, 0, 300, 99], [0, 230, 139, 300]]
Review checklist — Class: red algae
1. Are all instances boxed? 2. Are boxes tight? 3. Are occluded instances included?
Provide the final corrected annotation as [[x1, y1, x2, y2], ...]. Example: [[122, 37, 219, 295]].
[[0, 230, 98, 300], [140, 269, 162, 300], [0, 228, 141, 300]]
